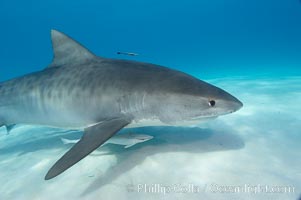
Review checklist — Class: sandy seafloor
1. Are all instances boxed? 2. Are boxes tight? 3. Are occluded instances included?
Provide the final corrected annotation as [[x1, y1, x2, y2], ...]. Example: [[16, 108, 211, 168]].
[[0, 76, 300, 200]]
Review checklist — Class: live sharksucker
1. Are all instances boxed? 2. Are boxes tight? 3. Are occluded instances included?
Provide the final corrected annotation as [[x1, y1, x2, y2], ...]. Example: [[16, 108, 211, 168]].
[[61, 133, 154, 149]]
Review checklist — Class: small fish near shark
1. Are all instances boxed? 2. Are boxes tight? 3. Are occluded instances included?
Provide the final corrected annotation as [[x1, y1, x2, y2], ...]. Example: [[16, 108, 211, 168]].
[[117, 51, 139, 56], [0, 30, 242, 180], [61, 133, 154, 149]]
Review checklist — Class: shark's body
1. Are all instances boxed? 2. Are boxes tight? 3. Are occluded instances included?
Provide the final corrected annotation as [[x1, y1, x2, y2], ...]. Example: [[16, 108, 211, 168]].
[[61, 133, 153, 149], [0, 30, 242, 180]]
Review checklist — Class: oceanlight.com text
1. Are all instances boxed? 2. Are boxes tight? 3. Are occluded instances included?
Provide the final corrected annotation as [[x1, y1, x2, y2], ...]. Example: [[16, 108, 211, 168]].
[[126, 183, 296, 195]]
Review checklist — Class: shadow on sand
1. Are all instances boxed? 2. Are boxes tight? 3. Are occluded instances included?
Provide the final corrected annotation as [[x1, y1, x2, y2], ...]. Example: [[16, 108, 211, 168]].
[[80, 126, 245, 196], [0, 124, 245, 196]]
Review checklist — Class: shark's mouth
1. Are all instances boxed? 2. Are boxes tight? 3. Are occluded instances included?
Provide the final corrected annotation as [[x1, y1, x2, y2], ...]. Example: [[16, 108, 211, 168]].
[[190, 115, 218, 121], [185, 116, 218, 124]]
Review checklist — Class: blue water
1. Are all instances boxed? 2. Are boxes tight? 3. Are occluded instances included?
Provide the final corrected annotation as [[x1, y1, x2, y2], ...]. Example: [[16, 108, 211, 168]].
[[0, 1, 301, 200], [1, 0, 301, 80]]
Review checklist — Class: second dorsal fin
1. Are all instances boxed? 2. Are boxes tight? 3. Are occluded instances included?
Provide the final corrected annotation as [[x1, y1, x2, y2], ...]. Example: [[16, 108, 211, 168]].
[[49, 29, 97, 67]]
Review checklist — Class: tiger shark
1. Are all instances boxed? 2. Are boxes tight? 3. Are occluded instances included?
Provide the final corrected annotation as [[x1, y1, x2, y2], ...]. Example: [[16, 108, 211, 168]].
[[0, 30, 242, 180]]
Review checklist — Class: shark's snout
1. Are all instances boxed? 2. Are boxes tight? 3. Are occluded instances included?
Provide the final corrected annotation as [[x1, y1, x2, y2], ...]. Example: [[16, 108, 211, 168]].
[[223, 96, 243, 114], [231, 99, 243, 112], [210, 90, 243, 116], [236, 99, 243, 110]]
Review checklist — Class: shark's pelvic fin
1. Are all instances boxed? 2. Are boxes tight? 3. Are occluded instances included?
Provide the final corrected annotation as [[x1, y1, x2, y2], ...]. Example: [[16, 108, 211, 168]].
[[45, 118, 130, 180], [6, 124, 16, 133], [0, 124, 16, 135], [48, 29, 97, 68], [0, 123, 14, 135]]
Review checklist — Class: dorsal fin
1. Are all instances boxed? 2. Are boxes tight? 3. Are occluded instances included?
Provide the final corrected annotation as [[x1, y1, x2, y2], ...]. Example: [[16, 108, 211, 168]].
[[49, 29, 97, 67]]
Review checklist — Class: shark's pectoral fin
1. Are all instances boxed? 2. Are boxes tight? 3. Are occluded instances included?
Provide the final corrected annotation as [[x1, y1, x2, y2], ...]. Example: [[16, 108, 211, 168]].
[[45, 118, 130, 180]]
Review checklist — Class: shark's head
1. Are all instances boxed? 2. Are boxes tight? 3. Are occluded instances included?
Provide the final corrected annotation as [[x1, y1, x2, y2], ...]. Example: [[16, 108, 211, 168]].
[[147, 70, 243, 124]]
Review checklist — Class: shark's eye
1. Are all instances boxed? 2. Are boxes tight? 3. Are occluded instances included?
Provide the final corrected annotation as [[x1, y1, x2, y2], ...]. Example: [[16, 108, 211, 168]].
[[209, 100, 216, 107]]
